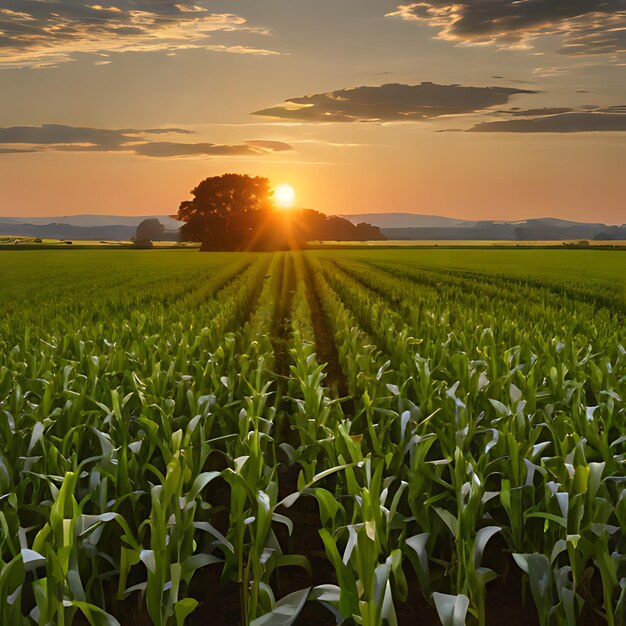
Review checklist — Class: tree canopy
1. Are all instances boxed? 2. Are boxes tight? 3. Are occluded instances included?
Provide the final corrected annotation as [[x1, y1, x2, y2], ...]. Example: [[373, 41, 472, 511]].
[[136, 218, 165, 241], [133, 218, 165, 248], [176, 173, 385, 250], [177, 174, 273, 250]]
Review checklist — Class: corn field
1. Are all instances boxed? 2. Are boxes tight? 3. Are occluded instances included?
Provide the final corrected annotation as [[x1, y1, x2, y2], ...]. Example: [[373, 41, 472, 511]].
[[0, 248, 624, 626]]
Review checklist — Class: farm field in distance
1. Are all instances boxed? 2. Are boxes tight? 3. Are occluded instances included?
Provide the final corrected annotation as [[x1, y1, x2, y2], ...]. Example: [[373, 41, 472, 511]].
[[0, 248, 624, 626]]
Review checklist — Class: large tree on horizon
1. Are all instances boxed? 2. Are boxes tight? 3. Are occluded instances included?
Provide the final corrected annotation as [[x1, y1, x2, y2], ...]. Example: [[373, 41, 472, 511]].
[[176, 173, 273, 250], [176, 173, 385, 250]]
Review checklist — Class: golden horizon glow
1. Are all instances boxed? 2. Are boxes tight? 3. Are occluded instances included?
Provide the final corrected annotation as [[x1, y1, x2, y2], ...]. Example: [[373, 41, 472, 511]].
[[274, 183, 296, 209], [0, 2, 623, 224]]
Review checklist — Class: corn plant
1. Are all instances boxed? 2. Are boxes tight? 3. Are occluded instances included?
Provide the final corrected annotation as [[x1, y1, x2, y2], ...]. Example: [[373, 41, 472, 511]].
[[0, 248, 623, 625]]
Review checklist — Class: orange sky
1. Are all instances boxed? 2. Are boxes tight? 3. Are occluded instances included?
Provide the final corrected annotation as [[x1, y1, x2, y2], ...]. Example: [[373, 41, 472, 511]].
[[0, 1, 624, 223]]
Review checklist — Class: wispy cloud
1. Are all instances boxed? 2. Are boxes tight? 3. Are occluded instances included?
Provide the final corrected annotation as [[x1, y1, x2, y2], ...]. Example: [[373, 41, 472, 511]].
[[0, 124, 293, 157], [0, 1, 278, 68], [468, 109, 626, 133], [133, 140, 292, 158], [387, 0, 626, 56], [253, 82, 537, 123]]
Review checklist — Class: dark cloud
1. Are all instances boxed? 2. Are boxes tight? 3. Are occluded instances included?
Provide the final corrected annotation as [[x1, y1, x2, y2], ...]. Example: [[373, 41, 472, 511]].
[[0, 1, 277, 67], [253, 82, 537, 123], [468, 110, 626, 132], [388, 0, 626, 55], [0, 124, 293, 157]]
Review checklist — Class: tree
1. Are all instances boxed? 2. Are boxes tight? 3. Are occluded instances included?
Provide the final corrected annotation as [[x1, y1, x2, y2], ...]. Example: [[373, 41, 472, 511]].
[[135, 218, 165, 243], [177, 174, 273, 251], [176, 173, 386, 250]]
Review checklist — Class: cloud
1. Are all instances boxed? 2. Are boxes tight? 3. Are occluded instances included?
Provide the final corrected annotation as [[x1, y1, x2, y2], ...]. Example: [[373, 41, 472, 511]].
[[243, 140, 293, 151], [498, 107, 577, 116], [253, 82, 537, 123], [0, 124, 191, 147], [0, 124, 293, 157], [133, 140, 293, 157], [468, 109, 626, 132], [0, 1, 278, 68], [0, 147, 35, 153], [387, 0, 626, 55]]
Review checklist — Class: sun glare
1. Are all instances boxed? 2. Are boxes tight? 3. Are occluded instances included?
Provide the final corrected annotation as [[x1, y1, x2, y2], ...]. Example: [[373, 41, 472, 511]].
[[274, 183, 296, 209]]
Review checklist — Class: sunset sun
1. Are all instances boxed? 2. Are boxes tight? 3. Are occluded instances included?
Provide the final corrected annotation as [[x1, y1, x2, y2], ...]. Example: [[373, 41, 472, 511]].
[[274, 183, 296, 209]]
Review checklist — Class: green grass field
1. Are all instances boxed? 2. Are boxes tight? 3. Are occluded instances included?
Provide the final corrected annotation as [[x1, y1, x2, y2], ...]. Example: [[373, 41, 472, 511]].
[[0, 249, 624, 626]]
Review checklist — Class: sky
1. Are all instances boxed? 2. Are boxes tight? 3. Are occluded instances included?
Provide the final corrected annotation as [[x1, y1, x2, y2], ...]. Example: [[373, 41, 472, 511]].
[[0, 0, 625, 223]]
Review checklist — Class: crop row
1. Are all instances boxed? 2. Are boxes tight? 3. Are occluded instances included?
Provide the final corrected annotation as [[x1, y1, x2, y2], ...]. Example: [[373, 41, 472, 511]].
[[0, 250, 624, 626]]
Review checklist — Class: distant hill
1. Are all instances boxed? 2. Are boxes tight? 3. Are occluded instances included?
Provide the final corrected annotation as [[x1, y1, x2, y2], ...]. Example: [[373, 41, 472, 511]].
[[1, 213, 624, 242], [0, 215, 180, 241], [0, 214, 180, 229], [340, 214, 626, 241], [340, 213, 473, 229]]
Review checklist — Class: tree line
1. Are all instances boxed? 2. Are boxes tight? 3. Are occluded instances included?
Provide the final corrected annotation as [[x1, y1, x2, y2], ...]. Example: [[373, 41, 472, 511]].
[[175, 174, 384, 250]]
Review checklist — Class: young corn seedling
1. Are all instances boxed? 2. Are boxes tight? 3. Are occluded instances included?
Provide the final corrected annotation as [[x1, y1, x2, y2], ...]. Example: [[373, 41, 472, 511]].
[[314, 456, 408, 626]]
